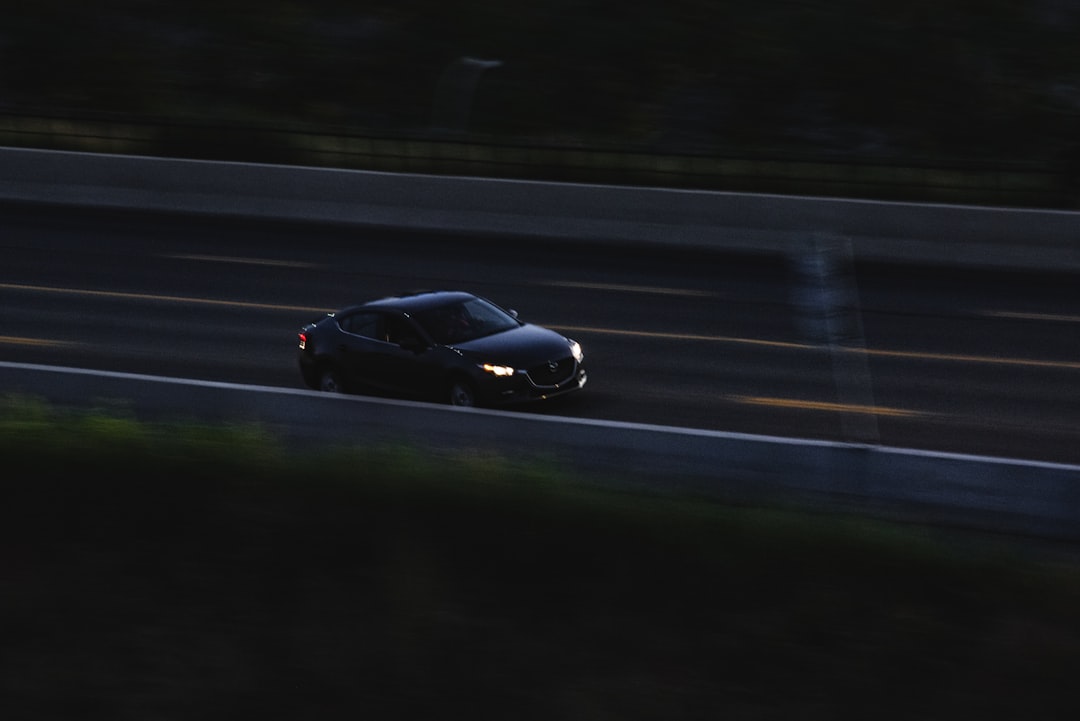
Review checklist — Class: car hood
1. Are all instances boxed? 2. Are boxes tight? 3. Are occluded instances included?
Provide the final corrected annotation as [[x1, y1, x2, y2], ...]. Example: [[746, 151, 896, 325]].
[[453, 323, 573, 366]]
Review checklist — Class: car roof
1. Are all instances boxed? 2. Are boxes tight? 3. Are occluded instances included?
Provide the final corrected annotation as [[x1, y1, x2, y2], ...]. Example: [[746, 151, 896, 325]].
[[345, 290, 476, 315]]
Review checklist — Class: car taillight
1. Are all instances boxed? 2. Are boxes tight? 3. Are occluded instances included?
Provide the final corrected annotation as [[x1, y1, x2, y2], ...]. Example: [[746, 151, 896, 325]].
[[298, 332, 308, 350]]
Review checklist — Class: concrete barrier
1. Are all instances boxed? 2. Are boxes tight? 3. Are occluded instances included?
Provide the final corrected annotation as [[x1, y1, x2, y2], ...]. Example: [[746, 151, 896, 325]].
[[2, 361, 1078, 542], [2, 146, 1078, 271]]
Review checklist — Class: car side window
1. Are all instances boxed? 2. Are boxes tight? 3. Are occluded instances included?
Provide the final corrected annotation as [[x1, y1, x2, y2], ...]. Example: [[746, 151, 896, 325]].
[[340, 312, 380, 339], [385, 314, 422, 347]]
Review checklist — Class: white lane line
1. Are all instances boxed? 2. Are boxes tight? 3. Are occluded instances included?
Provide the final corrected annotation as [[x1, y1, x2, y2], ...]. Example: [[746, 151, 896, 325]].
[[3, 359, 1077, 471], [542, 280, 717, 297], [165, 253, 320, 269]]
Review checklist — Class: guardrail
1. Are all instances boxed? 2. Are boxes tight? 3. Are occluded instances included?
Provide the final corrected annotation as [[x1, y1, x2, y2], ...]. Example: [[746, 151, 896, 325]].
[[2, 146, 1078, 272]]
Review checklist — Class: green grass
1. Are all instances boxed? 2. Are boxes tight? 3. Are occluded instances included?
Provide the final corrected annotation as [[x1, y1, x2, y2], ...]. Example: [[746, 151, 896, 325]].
[[2, 394, 1080, 720]]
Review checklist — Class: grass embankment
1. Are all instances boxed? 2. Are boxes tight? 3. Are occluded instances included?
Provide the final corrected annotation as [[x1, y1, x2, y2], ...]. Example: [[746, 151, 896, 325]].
[[2, 395, 1079, 720]]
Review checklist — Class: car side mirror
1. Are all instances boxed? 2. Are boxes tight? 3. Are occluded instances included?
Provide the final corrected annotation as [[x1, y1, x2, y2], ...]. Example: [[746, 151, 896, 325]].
[[508, 309, 519, 319]]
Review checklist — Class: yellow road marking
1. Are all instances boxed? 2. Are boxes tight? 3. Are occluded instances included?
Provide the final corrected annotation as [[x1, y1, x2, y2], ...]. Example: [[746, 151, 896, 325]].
[[164, 254, 320, 269], [0, 336, 76, 348], [0, 282, 329, 314], [1, 284, 1075, 371], [863, 347, 1080, 370], [554, 325, 807, 349], [555, 325, 1080, 370], [732, 395, 921, 418], [985, 310, 1080, 323]]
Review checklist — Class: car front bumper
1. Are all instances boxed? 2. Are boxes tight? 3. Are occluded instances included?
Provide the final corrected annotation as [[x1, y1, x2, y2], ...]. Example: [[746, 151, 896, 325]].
[[483, 366, 588, 405]]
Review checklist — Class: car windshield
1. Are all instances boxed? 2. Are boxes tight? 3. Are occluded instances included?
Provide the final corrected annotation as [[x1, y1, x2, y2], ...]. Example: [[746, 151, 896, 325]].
[[413, 297, 520, 345]]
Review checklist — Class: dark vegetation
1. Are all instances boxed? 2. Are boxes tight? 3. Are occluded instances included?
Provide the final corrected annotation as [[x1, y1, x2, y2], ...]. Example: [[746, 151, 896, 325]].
[[3, 397, 1080, 719], [4, 2, 1080, 205]]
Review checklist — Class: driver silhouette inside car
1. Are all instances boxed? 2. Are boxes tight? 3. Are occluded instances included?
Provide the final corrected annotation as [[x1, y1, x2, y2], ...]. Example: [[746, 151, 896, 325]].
[[441, 304, 472, 343]]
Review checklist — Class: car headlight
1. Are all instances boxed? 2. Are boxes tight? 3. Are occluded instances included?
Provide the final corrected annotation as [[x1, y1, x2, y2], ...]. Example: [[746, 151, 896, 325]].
[[569, 339, 584, 363], [480, 363, 515, 377]]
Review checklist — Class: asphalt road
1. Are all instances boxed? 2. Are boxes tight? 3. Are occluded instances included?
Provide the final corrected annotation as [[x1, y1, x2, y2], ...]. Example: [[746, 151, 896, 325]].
[[2, 202, 1077, 464]]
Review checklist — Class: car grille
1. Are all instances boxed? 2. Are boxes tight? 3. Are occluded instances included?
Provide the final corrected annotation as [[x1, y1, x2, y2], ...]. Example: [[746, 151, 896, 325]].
[[525, 356, 575, 387]]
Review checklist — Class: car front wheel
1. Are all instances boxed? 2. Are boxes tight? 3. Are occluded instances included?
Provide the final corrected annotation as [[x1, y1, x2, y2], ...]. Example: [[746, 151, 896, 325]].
[[448, 378, 478, 407]]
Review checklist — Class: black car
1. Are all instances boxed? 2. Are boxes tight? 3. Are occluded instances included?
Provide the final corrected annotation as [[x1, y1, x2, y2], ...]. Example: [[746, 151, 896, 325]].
[[297, 290, 587, 407]]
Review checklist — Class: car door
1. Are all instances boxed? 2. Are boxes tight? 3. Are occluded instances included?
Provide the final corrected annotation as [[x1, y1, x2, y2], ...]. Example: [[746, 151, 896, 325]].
[[332, 311, 386, 390], [372, 312, 446, 400]]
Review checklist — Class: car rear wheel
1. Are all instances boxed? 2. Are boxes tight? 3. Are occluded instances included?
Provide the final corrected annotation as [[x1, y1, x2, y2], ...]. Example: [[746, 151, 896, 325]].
[[448, 378, 478, 407], [319, 367, 345, 393], [300, 368, 320, 390]]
